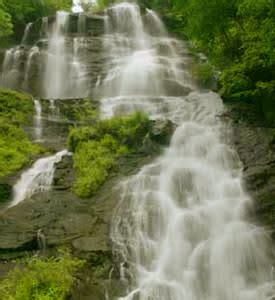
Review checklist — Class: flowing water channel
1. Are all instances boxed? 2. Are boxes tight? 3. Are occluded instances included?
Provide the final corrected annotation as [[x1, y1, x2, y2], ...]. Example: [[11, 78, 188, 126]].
[[97, 3, 275, 300]]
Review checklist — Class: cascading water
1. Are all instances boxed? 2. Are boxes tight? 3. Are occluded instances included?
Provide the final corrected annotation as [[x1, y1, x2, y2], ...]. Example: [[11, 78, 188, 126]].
[[21, 22, 33, 45], [23, 46, 40, 91], [44, 11, 88, 99], [0, 47, 25, 89], [99, 3, 275, 300], [10, 150, 68, 208], [33, 99, 43, 141], [44, 11, 69, 99]]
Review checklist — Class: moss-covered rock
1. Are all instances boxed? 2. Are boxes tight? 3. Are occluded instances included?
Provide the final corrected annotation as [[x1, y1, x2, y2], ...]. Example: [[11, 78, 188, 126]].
[[68, 113, 175, 198]]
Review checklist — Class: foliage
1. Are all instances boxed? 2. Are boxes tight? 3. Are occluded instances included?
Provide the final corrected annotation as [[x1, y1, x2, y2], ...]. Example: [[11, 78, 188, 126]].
[[153, 0, 275, 125], [0, 89, 34, 124], [61, 99, 98, 123], [68, 112, 150, 198], [0, 121, 41, 177], [0, 0, 13, 38], [0, 88, 42, 178], [0, 249, 84, 300], [0, 0, 71, 42], [191, 61, 215, 87]]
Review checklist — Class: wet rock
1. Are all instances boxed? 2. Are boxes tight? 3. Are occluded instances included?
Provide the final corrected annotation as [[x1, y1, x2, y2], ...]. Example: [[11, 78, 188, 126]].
[[0, 183, 12, 202], [142, 119, 174, 153], [150, 119, 174, 145], [230, 107, 275, 236], [72, 237, 108, 252], [53, 155, 75, 190], [163, 79, 192, 97]]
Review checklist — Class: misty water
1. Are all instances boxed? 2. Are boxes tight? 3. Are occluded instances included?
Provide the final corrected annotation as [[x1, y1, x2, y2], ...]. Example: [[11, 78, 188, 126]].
[[97, 3, 275, 300]]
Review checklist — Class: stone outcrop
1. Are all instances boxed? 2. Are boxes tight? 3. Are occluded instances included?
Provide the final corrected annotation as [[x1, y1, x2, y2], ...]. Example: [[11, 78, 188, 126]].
[[227, 103, 275, 237]]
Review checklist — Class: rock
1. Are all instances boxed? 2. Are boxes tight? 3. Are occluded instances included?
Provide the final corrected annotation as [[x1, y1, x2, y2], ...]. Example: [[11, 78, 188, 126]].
[[163, 79, 192, 97], [149, 119, 174, 145], [230, 108, 275, 236], [53, 155, 75, 190], [72, 237, 108, 252], [142, 119, 174, 153], [0, 183, 12, 202]]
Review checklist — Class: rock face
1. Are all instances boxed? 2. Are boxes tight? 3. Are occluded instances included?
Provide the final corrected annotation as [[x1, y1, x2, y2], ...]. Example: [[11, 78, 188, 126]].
[[228, 103, 275, 237]]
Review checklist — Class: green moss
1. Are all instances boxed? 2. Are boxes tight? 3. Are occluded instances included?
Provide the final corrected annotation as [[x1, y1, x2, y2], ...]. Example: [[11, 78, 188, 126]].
[[61, 99, 98, 124], [68, 112, 150, 198], [0, 88, 34, 124], [0, 250, 84, 300], [0, 121, 42, 177], [0, 88, 43, 178]]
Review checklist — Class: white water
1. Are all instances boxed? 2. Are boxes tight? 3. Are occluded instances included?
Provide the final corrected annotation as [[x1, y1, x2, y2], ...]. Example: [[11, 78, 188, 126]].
[[44, 11, 69, 99], [99, 3, 275, 300], [21, 22, 33, 45], [10, 150, 68, 208], [44, 11, 88, 99], [23, 46, 40, 91], [40, 17, 49, 38], [34, 99, 43, 141], [0, 47, 24, 89]]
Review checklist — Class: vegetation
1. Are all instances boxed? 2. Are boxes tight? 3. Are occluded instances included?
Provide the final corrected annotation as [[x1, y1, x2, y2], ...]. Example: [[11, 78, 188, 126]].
[[68, 112, 150, 198], [0, 250, 84, 300], [61, 99, 98, 124], [0, 0, 71, 43], [143, 0, 275, 125], [0, 89, 42, 178], [0, 89, 34, 123]]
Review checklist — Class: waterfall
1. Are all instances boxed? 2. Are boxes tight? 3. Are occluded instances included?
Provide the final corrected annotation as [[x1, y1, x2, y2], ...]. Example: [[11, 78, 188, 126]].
[[9, 150, 68, 208], [21, 22, 33, 45], [145, 9, 167, 37], [99, 3, 275, 300], [0, 47, 25, 90], [43, 11, 69, 99], [23, 46, 40, 91], [33, 99, 43, 141], [78, 13, 86, 33], [40, 17, 49, 38], [43, 11, 88, 99]]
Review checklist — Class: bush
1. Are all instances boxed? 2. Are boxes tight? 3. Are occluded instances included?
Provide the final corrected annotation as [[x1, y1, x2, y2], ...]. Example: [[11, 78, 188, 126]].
[[0, 89, 43, 178], [68, 112, 150, 198], [0, 250, 84, 300], [0, 89, 34, 124], [61, 99, 98, 124], [0, 121, 42, 177]]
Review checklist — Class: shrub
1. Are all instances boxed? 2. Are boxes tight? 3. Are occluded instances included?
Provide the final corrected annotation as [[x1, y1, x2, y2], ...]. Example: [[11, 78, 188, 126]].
[[0, 88, 34, 124], [68, 112, 150, 198], [0, 119, 42, 178], [0, 250, 84, 300]]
